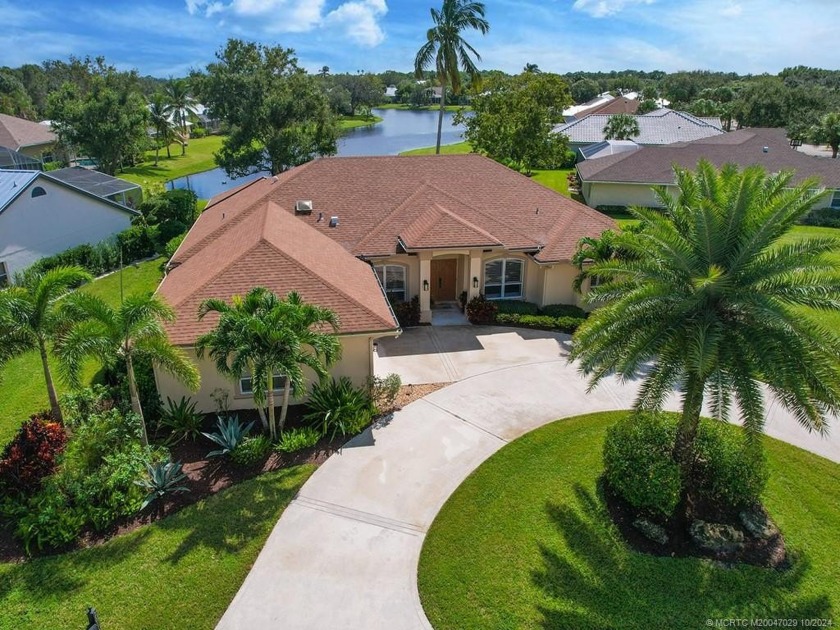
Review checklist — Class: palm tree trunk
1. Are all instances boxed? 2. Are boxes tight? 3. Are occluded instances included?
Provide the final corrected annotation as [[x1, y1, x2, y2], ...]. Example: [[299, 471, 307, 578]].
[[671, 373, 705, 524], [126, 353, 149, 447], [267, 385, 276, 441], [435, 84, 446, 155], [166, 142, 171, 159], [38, 339, 62, 423], [181, 123, 187, 156], [279, 378, 292, 434], [832, 144, 838, 159], [154, 134, 160, 166]]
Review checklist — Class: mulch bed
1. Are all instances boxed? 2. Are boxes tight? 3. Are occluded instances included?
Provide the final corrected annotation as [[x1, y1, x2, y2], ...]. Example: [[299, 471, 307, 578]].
[[602, 480, 788, 569], [0, 383, 451, 563]]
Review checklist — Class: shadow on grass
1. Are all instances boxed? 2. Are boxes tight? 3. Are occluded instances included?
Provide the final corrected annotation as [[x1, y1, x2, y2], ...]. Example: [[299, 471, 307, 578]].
[[532, 484, 831, 629]]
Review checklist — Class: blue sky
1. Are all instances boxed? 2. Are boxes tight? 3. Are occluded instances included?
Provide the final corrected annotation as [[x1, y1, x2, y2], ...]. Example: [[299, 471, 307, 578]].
[[2, 0, 838, 77]]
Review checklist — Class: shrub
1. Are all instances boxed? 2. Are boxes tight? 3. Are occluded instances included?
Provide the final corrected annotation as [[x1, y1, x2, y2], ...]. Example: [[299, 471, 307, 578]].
[[165, 233, 186, 259], [802, 207, 840, 228], [230, 435, 272, 466], [101, 355, 163, 425], [367, 373, 402, 411], [59, 386, 113, 427], [61, 408, 143, 475], [540, 303, 587, 319], [693, 422, 768, 509], [392, 295, 421, 327], [0, 415, 67, 496], [603, 413, 682, 519], [117, 224, 159, 260], [494, 313, 585, 334], [202, 416, 254, 458], [14, 481, 85, 554], [305, 377, 375, 439], [466, 294, 497, 324], [275, 427, 322, 453], [494, 300, 540, 315], [136, 460, 190, 510], [159, 396, 204, 443]]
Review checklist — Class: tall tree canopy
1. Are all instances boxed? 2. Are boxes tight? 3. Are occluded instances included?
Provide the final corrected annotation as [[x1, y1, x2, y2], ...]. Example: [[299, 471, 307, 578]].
[[195, 39, 339, 176], [571, 161, 840, 518], [414, 0, 489, 154], [603, 113, 641, 140], [458, 71, 571, 172]]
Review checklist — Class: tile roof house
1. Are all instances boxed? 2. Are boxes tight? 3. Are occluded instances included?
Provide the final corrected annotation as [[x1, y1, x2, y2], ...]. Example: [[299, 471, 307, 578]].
[[577, 127, 840, 210], [0, 169, 138, 285], [0, 114, 57, 160], [154, 154, 615, 412], [565, 96, 640, 122], [554, 108, 724, 152]]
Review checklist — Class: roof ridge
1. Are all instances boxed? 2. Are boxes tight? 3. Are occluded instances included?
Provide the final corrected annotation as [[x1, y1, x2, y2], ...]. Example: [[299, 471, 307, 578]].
[[352, 182, 436, 253], [205, 176, 267, 210], [429, 202, 502, 244], [177, 198, 267, 262]]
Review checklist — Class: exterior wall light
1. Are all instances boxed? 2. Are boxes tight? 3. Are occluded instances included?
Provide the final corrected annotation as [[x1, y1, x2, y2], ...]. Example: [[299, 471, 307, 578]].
[[423, 279, 429, 291], [472, 276, 479, 289]]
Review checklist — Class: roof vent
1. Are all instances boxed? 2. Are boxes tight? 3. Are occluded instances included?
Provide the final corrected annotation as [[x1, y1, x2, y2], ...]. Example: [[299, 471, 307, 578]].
[[329, 216, 339, 228], [317, 212, 323, 222], [295, 200, 313, 215], [762, 146, 769, 153]]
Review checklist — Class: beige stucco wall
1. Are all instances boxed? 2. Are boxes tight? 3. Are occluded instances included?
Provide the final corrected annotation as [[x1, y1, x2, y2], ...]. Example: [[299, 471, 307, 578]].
[[542, 262, 585, 308], [371, 254, 421, 301], [155, 335, 380, 414]]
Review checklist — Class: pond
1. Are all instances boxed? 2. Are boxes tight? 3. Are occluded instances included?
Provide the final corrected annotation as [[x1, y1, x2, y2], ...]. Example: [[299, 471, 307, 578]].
[[166, 108, 466, 199]]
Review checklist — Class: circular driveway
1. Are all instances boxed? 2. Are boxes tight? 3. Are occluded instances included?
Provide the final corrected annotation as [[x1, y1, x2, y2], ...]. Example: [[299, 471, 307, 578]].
[[216, 328, 839, 629]]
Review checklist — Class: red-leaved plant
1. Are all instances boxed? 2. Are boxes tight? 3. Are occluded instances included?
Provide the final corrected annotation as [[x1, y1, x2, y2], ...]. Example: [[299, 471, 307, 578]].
[[0, 413, 67, 496]]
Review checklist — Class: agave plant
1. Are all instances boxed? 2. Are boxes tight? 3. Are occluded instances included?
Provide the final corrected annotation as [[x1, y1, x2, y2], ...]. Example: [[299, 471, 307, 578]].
[[136, 461, 190, 511], [202, 415, 254, 458]]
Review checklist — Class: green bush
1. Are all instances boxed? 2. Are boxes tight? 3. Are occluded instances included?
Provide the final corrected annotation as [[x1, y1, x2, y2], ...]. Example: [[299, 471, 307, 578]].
[[802, 207, 840, 228], [203, 416, 254, 458], [59, 386, 113, 427], [158, 396, 204, 443], [305, 377, 374, 439], [392, 295, 421, 327], [540, 303, 587, 318], [494, 300, 540, 315], [466, 294, 497, 324], [165, 233, 186, 259], [603, 413, 682, 519], [275, 427, 322, 453], [693, 421, 768, 509], [13, 481, 86, 554], [230, 435, 272, 467], [117, 224, 159, 261], [367, 373, 402, 411], [494, 312, 585, 334]]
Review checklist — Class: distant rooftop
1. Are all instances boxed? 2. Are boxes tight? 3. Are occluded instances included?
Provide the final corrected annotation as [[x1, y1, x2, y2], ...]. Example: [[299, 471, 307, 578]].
[[554, 108, 724, 146], [0, 170, 40, 212], [0, 114, 56, 151]]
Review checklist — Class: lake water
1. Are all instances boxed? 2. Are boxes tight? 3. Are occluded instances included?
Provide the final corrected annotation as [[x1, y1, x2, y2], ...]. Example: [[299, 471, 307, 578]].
[[167, 108, 466, 199]]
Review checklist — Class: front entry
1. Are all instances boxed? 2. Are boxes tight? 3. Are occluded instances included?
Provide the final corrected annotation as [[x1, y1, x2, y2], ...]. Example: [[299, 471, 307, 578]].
[[430, 258, 457, 302]]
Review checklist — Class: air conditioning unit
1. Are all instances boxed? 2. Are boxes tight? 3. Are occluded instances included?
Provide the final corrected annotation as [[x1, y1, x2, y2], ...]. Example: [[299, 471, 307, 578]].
[[295, 200, 313, 215]]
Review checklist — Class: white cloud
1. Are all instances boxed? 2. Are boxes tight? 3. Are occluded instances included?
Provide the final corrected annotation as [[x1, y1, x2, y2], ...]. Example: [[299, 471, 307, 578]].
[[572, 0, 655, 18], [183, 0, 386, 44], [721, 2, 743, 17]]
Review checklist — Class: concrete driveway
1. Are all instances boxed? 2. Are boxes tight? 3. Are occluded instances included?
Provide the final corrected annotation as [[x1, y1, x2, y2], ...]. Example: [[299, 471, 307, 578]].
[[217, 335, 839, 629]]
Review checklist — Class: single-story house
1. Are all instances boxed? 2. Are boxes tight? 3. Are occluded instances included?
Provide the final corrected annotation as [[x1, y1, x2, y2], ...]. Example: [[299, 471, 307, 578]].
[[577, 127, 840, 210], [48, 167, 143, 209], [0, 114, 58, 162], [562, 95, 639, 123], [154, 154, 615, 412], [0, 169, 139, 284], [554, 108, 724, 154]]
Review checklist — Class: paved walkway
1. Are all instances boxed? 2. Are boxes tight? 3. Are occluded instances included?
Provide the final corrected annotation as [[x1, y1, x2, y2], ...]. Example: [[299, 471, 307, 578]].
[[218, 335, 839, 629]]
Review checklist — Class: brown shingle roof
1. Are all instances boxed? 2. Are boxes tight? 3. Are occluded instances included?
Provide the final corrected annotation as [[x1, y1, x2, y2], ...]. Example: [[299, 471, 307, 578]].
[[158, 199, 399, 345], [578, 127, 840, 188], [196, 154, 614, 264], [0, 114, 56, 151], [573, 96, 640, 118]]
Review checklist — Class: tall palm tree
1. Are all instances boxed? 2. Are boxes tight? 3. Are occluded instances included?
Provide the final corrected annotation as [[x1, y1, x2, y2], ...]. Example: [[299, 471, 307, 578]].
[[415, 0, 489, 154], [165, 78, 199, 156], [55, 293, 199, 446], [0, 266, 92, 422], [147, 92, 174, 165], [602, 113, 641, 141], [570, 160, 840, 516], [196, 288, 342, 440]]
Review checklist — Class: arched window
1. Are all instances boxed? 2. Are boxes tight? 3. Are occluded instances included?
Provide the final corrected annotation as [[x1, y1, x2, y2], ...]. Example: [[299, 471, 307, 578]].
[[31, 186, 47, 198], [374, 264, 407, 303], [484, 258, 523, 299]]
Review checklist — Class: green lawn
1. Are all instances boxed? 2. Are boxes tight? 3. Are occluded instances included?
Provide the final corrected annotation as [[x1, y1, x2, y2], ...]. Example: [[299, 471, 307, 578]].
[[419, 411, 840, 629], [339, 114, 383, 131], [119, 135, 226, 192], [400, 141, 473, 156], [0, 464, 314, 630], [0, 258, 165, 445]]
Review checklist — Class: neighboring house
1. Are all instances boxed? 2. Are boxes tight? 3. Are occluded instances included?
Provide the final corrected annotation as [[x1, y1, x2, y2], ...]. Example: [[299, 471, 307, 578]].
[[48, 167, 143, 208], [384, 85, 398, 99], [554, 108, 724, 153], [562, 93, 615, 119], [154, 154, 615, 412], [579, 140, 641, 161], [0, 146, 42, 171], [426, 86, 444, 103], [0, 114, 57, 161], [563, 95, 639, 123], [0, 169, 139, 284], [577, 127, 840, 210]]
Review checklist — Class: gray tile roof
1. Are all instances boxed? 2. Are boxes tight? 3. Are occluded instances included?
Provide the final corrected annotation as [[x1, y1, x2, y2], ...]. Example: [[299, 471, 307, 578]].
[[577, 128, 840, 189], [554, 108, 724, 146]]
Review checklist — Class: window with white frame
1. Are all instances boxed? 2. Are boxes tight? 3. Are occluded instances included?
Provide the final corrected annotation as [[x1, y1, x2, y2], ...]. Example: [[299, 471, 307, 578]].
[[374, 264, 407, 303], [0, 262, 7, 287], [831, 190, 840, 209], [239, 373, 286, 395], [484, 258, 523, 299]]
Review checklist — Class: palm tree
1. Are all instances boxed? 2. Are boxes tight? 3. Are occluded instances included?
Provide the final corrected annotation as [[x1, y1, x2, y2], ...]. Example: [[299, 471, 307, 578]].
[[55, 293, 200, 446], [147, 92, 174, 165], [811, 111, 840, 158], [571, 231, 621, 293], [195, 288, 342, 440], [165, 78, 199, 156], [603, 113, 641, 141], [570, 160, 840, 517], [0, 266, 92, 422], [415, 0, 489, 154]]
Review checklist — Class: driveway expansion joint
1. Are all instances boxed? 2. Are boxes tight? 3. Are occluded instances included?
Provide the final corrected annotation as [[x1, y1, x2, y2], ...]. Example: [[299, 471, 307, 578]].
[[294, 495, 427, 536], [421, 398, 509, 444]]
